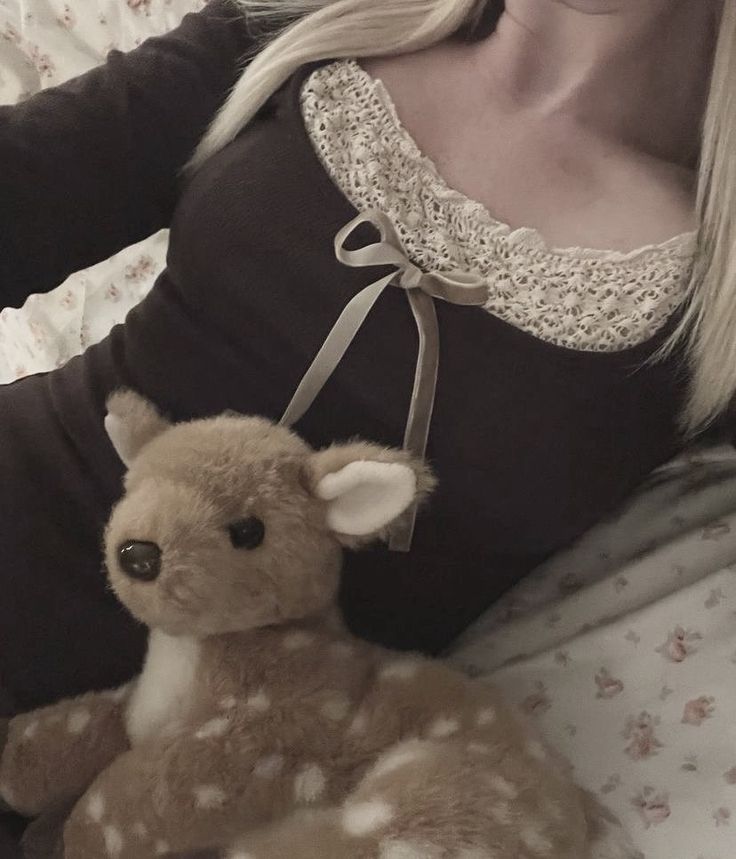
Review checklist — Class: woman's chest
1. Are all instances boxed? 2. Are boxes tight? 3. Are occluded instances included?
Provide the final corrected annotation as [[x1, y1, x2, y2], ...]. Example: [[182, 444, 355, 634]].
[[360, 53, 696, 253], [161, 73, 688, 557]]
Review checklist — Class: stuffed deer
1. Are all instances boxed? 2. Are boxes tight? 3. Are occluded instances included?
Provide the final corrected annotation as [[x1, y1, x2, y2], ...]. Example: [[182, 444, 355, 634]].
[[0, 391, 638, 859]]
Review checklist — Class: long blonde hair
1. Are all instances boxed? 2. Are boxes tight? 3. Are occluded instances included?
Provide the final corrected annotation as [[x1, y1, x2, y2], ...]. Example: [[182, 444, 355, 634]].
[[192, 0, 735, 437]]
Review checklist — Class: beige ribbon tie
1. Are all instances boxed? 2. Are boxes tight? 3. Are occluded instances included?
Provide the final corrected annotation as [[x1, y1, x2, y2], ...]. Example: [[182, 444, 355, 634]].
[[280, 209, 488, 551]]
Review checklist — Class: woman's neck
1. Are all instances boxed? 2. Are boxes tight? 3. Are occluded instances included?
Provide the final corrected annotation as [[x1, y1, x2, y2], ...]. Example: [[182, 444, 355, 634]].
[[470, 0, 721, 165]]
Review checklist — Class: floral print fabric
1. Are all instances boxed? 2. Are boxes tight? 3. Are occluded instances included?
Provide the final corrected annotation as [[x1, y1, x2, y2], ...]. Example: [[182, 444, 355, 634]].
[[0, 0, 206, 383], [3, 5, 734, 857], [450, 442, 736, 859]]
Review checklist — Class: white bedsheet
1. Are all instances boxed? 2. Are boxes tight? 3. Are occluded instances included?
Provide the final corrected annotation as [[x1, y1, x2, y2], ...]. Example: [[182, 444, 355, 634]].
[[0, 0, 204, 382], [450, 442, 736, 859]]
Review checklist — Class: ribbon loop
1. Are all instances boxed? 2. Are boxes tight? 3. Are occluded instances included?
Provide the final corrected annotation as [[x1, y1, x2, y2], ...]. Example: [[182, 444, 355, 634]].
[[281, 209, 488, 551], [399, 265, 423, 290]]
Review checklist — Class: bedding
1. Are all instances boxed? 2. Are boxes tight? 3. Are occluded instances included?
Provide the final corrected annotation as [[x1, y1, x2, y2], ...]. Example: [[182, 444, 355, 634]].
[[2, 4, 735, 857], [450, 442, 736, 859], [0, 0, 202, 383]]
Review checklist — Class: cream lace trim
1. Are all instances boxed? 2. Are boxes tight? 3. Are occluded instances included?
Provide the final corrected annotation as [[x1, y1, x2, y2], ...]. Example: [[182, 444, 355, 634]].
[[300, 59, 697, 352]]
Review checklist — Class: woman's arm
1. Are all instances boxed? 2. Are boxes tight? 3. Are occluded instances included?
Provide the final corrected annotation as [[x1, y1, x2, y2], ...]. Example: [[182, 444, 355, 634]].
[[0, 0, 256, 309]]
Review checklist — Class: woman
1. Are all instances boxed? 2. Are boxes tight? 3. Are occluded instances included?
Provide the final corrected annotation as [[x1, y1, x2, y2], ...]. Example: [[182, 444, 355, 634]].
[[0, 0, 729, 848]]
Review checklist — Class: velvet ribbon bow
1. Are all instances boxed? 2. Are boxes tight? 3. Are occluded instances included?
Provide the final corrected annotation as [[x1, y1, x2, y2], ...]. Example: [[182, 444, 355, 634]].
[[281, 209, 488, 551]]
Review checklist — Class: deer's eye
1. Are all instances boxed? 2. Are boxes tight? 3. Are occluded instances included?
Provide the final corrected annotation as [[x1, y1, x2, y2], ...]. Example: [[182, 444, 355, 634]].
[[228, 517, 265, 550]]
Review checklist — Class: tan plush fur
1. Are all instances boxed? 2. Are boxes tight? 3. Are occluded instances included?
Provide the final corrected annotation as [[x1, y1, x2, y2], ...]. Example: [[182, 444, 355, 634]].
[[0, 391, 639, 859]]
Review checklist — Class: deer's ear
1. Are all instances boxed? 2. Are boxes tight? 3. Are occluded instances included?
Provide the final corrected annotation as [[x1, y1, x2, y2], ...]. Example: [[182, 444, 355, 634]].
[[315, 460, 417, 537], [104, 390, 170, 467], [305, 441, 435, 545]]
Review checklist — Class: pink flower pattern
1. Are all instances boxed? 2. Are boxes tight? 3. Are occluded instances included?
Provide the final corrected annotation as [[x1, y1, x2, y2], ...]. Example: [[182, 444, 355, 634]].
[[600, 773, 622, 795], [682, 696, 716, 727], [2, 22, 21, 43], [632, 789, 671, 829], [450, 445, 736, 859], [595, 668, 624, 699], [55, 4, 75, 28], [656, 626, 703, 663], [4, 6, 736, 859], [124, 254, 156, 282], [520, 681, 552, 716], [622, 712, 664, 761], [27, 42, 54, 77], [0, 0, 177, 385], [714, 808, 731, 828]]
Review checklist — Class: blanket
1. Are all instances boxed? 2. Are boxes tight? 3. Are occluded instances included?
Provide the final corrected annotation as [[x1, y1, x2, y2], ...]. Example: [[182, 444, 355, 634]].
[[0, 0, 204, 382]]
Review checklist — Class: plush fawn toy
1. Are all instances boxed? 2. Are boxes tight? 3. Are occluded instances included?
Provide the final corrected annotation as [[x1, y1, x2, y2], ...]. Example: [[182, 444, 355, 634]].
[[0, 392, 638, 859]]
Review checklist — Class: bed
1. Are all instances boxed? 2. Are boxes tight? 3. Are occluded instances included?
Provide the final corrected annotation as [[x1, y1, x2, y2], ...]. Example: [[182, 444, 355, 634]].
[[2, 3, 735, 857]]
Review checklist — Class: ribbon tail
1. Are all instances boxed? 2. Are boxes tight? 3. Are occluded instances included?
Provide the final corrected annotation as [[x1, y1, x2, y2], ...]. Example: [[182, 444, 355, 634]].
[[389, 290, 440, 553], [280, 274, 394, 428]]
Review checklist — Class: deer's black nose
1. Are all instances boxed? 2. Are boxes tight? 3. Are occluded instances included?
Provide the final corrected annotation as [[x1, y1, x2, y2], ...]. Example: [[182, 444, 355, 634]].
[[118, 541, 161, 582]]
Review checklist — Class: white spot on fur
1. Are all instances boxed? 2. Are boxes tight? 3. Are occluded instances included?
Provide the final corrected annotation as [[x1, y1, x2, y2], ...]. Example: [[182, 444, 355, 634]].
[[67, 709, 91, 735], [132, 821, 148, 838], [428, 716, 459, 738], [342, 799, 395, 836], [526, 740, 547, 761], [380, 839, 438, 859], [228, 852, 257, 859], [379, 660, 419, 681], [294, 764, 326, 803], [126, 632, 201, 745], [103, 825, 123, 857], [282, 631, 314, 650], [254, 754, 285, 779], [195, 717, 229, 740], [330, 642, 354, 659], [246, 690, 271, 712], [22, 721, 38, 740], [86, 792, 105, 823], [490, 802, 513, 825], [154, 840, 170, 855], [220, 696, 237, 710], [321, 694, 350, 721], [348, 710, 369, 734], [489, 774, 519, 799], [194, 784, 227, 809], [368, 740, 427, 781], [467, 742, 492, 755], [521, 826, 553, 853], [476, 708, 496, 727]]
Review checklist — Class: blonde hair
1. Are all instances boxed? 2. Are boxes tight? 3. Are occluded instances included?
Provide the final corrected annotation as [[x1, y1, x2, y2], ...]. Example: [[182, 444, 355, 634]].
[[192, 0, 735, 437], [662, 0, 736, 434], [190, 0, 491, 165]]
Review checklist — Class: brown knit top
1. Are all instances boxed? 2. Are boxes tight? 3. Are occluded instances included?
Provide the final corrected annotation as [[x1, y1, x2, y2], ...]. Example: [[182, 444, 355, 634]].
[[0, 1, 701, 711]]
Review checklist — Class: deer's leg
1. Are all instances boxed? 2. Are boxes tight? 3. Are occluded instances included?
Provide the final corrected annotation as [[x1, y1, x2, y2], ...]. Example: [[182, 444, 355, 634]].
[[0, 685, 131, 817], [63, 718, 352, 859]]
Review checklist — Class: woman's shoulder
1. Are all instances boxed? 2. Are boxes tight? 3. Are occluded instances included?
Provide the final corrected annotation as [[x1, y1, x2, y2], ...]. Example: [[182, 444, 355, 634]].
[[358, 41, 469, 118]]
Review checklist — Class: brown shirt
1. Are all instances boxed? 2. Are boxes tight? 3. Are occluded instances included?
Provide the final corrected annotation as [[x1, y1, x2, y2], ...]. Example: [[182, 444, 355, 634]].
[[0, 0, 694, 712]]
